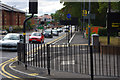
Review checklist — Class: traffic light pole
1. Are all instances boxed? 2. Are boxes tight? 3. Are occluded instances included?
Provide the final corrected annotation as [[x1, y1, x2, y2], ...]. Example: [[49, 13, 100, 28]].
[[23, 14, 34, 70]]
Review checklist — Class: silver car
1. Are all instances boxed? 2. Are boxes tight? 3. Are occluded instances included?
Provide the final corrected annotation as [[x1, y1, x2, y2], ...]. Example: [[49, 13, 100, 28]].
[[0, 33, 23, 51]]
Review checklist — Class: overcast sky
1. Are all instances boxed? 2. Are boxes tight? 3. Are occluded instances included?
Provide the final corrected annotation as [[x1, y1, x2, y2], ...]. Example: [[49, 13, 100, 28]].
[[1, 0, 64, 16]]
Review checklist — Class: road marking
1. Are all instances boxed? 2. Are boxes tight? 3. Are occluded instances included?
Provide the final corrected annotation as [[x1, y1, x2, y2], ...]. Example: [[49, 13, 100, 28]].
[[0, 71, 12, 78], [47, 34, 66, 44], [69, 33, 75, 43], [28, 73, 39, 76], [1, 61, 20, 79], [0, 57, 20, 79], [10, 66, 16, 68], [61, 60, 75, 65], [52, 35, 66, 44], [9, 62, 48, 79]]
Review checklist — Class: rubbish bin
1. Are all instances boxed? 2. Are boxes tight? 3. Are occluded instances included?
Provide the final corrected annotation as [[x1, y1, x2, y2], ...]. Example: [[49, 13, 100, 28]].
[[91, 34, 99, 46]]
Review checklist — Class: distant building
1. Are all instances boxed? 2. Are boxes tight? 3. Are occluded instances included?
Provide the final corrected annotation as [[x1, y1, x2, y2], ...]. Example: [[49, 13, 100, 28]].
[[0, 3, 25, 30], [38, 14, 53, 22]]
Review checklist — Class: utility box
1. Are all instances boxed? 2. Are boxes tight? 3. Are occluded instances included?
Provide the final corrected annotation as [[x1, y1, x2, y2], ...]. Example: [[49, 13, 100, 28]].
[[91, 34, 99, 46], [29, 0, 38, 14]]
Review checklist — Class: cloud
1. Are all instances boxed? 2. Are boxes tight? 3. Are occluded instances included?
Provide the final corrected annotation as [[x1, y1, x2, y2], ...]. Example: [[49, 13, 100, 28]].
[[38, 0, 63, 15], [1, 0, 63, 16]]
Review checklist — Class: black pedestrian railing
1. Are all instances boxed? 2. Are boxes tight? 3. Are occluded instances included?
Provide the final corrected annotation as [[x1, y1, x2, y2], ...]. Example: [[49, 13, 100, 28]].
[[17, 43, 120, 77]]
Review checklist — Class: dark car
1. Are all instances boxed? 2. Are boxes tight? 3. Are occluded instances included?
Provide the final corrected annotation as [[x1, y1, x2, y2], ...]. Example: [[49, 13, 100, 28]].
[[43, 29, 53, 38], [52, 29, 59, 36]]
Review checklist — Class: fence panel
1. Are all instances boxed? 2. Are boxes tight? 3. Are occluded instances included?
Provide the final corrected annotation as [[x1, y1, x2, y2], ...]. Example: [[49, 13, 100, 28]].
[[17, 43, 120, 77]]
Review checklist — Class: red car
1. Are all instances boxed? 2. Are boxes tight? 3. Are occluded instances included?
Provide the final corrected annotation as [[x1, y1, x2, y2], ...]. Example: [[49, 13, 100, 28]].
[[29, 32, 44, 43]]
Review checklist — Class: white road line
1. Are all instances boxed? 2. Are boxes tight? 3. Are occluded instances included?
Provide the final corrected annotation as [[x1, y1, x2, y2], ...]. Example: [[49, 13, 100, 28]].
[[9, 61, 49, 79], [69, 33, 75, 43]]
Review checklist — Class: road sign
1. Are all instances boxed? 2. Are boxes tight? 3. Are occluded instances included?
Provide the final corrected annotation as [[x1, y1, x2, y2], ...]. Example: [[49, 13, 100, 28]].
[[67, 14, 71, 19], [82, 10, 87, 16], [107, 12, 120, 32], [83, 14, 95, 19], [60, 17, 78, 25], [38, 27, 44, 29]]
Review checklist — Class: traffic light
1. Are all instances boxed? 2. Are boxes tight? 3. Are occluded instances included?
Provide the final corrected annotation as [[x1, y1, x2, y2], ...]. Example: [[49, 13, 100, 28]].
[[29, 0, 38, 14]]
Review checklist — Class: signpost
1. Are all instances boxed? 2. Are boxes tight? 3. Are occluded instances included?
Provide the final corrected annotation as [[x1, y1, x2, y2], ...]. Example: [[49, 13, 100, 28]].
[[107, 12, 120, 32]]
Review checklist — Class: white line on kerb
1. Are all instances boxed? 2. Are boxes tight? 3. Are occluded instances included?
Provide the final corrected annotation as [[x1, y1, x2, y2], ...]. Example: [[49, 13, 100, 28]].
[[9, 61, 48, 79], [69, 33, 75, 43]]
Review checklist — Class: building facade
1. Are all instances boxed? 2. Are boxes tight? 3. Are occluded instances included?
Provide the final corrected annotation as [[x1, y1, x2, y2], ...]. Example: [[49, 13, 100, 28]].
[[0, 3, 25, 31]]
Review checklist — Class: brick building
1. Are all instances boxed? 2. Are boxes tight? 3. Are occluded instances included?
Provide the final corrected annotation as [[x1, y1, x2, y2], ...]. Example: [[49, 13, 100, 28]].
[[0, 3, 25, 31]]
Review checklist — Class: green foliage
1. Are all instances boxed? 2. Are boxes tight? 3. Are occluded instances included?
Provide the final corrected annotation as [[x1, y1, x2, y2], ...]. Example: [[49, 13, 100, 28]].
[[53, 2, 119, 27], [98, 28, 107, 36], [98, 28, 118, 36]]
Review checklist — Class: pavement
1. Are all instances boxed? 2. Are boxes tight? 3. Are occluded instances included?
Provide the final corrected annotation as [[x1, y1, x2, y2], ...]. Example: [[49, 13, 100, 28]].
[[1, 31, 120, 80], [54, 31, 88, 44]]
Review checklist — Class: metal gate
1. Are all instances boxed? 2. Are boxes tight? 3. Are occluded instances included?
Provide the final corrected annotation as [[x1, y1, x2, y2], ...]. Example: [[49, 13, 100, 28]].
[[17, 43, 120, 77]]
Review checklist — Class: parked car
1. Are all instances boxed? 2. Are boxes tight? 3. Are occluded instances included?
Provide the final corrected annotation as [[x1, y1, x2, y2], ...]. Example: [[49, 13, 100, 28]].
[[43, 29, 53, 38], [52, 29, 59, 36], [0, 33, 23, 51], [0, 29, 8, 35], [29, 32, 44, 43]]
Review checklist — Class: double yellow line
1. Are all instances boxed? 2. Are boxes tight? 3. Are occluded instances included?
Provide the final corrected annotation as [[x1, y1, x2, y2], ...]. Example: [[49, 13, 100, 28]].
[[0, 57, 21, 79]]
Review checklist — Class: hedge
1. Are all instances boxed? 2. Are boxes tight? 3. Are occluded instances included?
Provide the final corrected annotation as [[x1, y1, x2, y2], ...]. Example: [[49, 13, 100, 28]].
[[98, 28, 118, 36]]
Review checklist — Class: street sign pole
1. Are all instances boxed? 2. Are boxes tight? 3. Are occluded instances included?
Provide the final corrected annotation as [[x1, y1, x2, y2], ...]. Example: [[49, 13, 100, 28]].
[[83, 0, 85, 38], [88, 0, 91, 46], [107, 1, 111, 45], [67, 14, 71, 43]]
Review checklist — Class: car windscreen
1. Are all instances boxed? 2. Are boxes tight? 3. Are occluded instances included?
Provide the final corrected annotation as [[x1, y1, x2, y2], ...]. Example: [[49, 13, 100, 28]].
[[31, 33, 41, 36], [52, 30, 57, 32], [44, 30, 51, 33], [3, 34, 19, 40]]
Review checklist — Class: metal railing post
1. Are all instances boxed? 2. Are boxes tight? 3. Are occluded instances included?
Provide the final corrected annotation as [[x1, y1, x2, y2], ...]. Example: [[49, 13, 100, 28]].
[[47, 44, 50, 75], [17, 43, 20, 65], [90, 46, 94, 80]]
